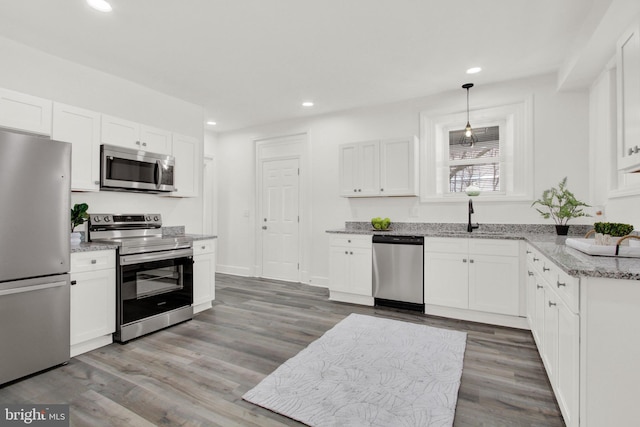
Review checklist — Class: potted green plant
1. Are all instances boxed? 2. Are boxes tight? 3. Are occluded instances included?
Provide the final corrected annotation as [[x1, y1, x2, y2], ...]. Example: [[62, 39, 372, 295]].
[[531, 177, 590, 235], [593, 222, 634, 245], [70, 203, 89, 244]]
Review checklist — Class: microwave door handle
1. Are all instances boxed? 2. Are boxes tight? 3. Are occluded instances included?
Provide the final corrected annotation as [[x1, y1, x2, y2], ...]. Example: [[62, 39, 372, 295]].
[[155, 159, 162, 189]]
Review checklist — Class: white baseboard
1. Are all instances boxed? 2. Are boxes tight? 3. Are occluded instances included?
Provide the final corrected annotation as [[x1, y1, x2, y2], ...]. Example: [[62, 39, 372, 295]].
[[425, 304, 530, 329], [216, 264, 252, 277], [329, 291, 374, 306], [308, 275, 329, 288], [71, 334, 113, 358]]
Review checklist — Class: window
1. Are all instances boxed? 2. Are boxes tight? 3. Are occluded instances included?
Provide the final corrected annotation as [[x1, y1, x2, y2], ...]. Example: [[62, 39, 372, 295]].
[[420, 98, 533, 201], [448, 126, 501, 193]]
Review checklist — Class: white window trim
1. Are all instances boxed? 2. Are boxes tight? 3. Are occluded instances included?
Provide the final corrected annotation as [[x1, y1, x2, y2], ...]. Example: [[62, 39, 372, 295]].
[[420, 97, 534, 203]]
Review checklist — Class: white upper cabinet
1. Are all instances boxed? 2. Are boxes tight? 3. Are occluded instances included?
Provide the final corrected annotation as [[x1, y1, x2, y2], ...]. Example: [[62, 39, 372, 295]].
[[52, 103, 101, 192], [101, 114, 171, 154], [617, 20, 640, 172], [339, 136, 418, 197], [0, 87, 52, 135], [380, 137, 419, 196], [169, 133, 201, 198]]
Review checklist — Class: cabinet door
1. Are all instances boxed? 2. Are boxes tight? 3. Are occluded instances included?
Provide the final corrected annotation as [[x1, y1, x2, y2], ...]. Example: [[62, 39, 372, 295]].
[[193, 252, 216, 310], [70, 268, 116, 346], [469, 254, 519, 316], [542, 288, 559, 385], [329, 245, 351, 293], [0, 88, 52, 135], [349, 247, 373, 296], [617, 22, 640, 172], [556, 302, 580, 427], [339, 143, 359, 196], [380, 137, 418, 196], [170, 133, 200, 197], [101, 114, 140, 148], [140, 125, 171, 154], [526, 266, 536, 329], [52, 103, 101, 191], [534, 277, 546, 350], [424, 252, 468, 309], [358, 141, 380, 196]]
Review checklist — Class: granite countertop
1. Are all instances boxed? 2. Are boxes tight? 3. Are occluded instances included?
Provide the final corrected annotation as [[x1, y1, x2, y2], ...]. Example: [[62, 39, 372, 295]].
[[71, 242, 118, 253], [327, 222, 640, 281]]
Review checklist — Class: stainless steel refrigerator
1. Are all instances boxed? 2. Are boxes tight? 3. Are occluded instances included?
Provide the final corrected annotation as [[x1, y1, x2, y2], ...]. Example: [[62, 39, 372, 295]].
[[0, 129, 71, 385]]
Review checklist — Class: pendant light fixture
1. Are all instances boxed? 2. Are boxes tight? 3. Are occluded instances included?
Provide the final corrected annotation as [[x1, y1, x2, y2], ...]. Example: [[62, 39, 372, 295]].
[[459, 83, 477, 147]]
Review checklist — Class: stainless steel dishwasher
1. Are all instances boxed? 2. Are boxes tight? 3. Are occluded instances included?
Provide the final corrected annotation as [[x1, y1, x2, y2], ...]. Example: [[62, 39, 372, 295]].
[[372, 235, 424, 312]]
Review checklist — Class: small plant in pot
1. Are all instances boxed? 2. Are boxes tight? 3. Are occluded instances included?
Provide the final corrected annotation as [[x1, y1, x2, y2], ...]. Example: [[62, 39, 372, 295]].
[[531, 177, 590, 235], [593, 222, 634, 245], [70, 203, 89, 244]]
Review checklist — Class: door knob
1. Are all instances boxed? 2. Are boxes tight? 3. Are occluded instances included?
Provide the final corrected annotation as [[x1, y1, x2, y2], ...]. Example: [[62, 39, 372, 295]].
[[262, 226, 267, 230]]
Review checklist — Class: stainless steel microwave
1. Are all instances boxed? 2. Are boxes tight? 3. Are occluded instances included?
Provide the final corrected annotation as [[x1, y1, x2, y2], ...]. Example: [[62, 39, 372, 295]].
[[100, 144, 175, 193]]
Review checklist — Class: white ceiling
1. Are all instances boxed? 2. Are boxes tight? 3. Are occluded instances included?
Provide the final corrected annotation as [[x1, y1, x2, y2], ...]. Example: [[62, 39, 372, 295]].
[[0, 0, 611, 132]]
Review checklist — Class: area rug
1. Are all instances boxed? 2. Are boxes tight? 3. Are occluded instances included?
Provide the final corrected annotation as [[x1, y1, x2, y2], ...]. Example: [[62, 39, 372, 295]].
[[243, 313, 467, 427]]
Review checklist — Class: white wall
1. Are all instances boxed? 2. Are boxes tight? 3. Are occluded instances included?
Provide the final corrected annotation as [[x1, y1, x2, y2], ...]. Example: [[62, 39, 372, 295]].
[[216, 73, 592, 284], [0, 36, 206, 233]]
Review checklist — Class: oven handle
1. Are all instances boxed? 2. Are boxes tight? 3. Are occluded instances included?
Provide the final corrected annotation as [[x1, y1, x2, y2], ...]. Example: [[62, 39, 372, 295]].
[[120, 248, 193, 265]]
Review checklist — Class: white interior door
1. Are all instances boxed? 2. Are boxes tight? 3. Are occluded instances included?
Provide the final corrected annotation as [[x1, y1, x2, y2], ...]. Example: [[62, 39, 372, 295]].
[[261, 158, 300, 281]]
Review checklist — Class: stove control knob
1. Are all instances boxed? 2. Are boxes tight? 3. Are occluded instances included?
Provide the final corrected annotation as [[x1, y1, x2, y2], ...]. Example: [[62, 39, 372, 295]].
[[104, 216, 111, 222], [154, 216, 159, 221], [146, 216, 151, 221], [93, 216, 101, 222]]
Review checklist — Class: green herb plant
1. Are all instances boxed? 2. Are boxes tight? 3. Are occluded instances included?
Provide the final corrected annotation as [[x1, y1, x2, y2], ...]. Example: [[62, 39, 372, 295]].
[[593, 222, 634, 237], [71, 203, 89, 232], [531, 177, 590, 226]]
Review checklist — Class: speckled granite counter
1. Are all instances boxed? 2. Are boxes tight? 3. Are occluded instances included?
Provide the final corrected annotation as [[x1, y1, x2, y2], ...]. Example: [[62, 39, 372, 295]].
[[183, 234, 217, 241], [327, 222, 640, 280], [70, 242, 118, 253]]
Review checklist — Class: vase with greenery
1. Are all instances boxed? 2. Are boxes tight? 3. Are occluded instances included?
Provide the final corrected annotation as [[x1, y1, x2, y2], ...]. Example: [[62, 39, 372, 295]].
[[70, 203, 89, 244], [531, 177, 590, 235], [593, 222, 634, 245]]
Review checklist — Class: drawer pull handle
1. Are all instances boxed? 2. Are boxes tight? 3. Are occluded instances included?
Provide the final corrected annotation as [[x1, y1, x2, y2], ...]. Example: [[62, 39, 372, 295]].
[[91, 259, 97, 264], [201, 246, 206, 250], [348, 240, 351, 243], [548, 301, 557, 307], [528, 271, 534, 276], [533, 257, 539, 262], [557, 281, 566, 288], [536, 285, 543, 289], [526, 250, 531, 254], [542, 266, 550, 272], [71, 280, 77, 286]]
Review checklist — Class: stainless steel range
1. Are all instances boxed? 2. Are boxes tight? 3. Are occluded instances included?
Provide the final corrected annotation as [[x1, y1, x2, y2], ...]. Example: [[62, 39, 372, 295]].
[[88, 214, 193, 342]]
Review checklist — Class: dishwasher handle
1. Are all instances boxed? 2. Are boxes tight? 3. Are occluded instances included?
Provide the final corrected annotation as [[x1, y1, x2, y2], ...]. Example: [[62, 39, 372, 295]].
[[372, 235, 424, 245]]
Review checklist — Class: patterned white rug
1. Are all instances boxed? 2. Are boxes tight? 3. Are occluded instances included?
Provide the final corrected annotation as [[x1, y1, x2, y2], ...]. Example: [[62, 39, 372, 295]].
[[243, 313, 467, 427]]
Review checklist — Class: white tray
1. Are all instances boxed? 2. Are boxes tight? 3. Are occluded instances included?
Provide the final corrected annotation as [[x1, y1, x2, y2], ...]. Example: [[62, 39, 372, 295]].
[[565, 238, 640, 258]]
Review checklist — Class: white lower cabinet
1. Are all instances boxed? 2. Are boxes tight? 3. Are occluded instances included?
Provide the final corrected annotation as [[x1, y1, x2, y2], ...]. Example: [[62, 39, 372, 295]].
[[526, 245, 579, 427], [193, 239, 216, 314], [70, 250, 116, 357], [329, 234, 373, 305], [424, 238, 522, 323]]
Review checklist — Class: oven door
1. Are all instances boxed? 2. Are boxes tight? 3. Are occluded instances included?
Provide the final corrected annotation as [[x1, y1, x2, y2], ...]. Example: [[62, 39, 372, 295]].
[[101, 144, 175, 192], [119, 249, 193, 326]]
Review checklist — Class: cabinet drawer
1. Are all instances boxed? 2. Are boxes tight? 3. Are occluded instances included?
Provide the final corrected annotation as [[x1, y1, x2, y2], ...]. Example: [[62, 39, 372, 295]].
[[424, 237, 468, 253], [193, 239, 216, 255], [70, 250, 115, 273], [469, 239, 519, 257], [330, 234, 372, 249]]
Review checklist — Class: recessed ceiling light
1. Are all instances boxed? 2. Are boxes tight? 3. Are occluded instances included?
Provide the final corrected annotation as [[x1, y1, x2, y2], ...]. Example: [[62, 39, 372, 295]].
[[302, 101, 314, 107], [206, 121, 217, 126], [466, 67, 482, 74], [87, 0, 112, 12]]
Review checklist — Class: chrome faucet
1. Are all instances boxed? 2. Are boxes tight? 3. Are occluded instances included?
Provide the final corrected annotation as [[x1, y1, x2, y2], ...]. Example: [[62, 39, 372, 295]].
[[467, 199, 479, 232]]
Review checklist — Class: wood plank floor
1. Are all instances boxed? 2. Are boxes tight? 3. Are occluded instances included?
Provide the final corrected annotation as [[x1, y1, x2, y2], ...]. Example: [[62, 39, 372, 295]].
[[0, 274, 564, 426]]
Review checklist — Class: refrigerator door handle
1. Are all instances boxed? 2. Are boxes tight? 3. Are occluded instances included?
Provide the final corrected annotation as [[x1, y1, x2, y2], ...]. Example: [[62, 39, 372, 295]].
[[0, 280, 67, 297]]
